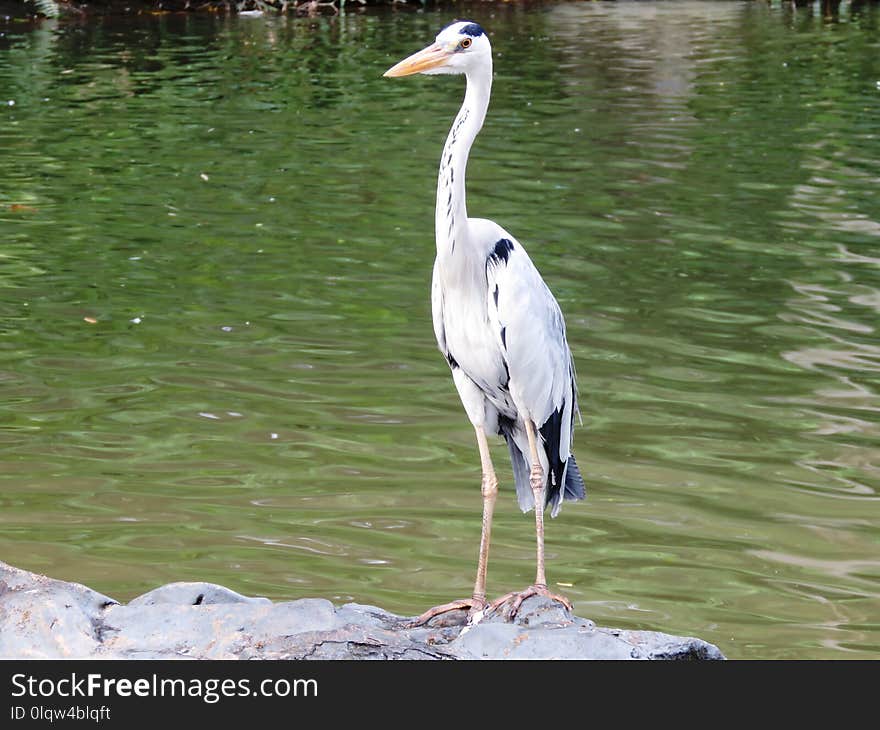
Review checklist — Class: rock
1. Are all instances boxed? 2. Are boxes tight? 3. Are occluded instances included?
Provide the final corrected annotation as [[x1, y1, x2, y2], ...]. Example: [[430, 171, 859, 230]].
[[127, 582, 273, 608], [0, 561, 117, 659], [0, 561, 724, 660]]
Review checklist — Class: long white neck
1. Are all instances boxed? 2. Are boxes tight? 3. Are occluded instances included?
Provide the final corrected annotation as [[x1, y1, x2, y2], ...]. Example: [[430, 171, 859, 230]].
[[435, 62, 492, 261]]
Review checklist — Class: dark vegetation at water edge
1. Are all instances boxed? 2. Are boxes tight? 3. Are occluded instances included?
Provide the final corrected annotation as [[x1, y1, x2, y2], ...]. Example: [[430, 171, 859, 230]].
[[8, 0, 409, 19], [6, 0, 880, 21], [6, 0, 380, 19]]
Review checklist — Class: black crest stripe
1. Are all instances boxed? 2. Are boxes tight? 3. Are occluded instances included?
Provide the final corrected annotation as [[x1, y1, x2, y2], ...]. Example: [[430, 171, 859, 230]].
[[459, 22, 485, 37]]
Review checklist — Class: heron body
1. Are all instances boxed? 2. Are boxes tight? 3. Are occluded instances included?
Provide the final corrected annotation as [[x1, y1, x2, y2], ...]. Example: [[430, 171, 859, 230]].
[[385, 20, 585, 621], [434, 221, 585, 516]]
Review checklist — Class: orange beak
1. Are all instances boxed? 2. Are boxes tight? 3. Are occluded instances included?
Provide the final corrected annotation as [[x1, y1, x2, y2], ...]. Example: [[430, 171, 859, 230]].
[[383, 43, 452, 77]]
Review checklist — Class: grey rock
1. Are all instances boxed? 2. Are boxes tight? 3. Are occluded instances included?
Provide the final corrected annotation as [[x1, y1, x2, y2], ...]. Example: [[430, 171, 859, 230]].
[[0, 561, 724, 660], [127, 582, 273, 607], [0, 562, 118, 659]]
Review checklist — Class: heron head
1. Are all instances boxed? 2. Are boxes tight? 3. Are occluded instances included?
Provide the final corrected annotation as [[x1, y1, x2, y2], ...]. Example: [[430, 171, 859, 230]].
[[383, 21, 491, 78]]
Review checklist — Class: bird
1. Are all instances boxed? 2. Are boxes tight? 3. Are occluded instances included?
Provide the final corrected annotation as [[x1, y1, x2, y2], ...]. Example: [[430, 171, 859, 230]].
[[384, 20, 586, 624]]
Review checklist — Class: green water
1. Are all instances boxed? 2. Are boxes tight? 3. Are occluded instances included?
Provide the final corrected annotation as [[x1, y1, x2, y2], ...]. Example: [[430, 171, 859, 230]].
[[1, 1, 879, 659]]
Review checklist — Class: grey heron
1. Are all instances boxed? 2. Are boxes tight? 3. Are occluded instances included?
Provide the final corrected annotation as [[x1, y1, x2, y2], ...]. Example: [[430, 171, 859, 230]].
[[384, 20, 586, 624]]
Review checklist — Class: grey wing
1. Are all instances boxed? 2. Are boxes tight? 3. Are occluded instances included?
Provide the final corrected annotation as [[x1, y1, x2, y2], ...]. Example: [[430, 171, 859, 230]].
[[487, 237, 576, 436], [487, 234, 584, 515], [431, 259, 446, 357]]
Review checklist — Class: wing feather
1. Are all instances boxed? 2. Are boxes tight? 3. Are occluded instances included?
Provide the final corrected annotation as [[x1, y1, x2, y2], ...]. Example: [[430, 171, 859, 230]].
[[485, 228, 583, 514], [487, 234, 575, 432], [431, 259, 447, 356]]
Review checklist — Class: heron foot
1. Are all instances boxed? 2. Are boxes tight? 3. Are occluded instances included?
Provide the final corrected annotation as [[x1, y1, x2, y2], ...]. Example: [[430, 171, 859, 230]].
[[488, 584, 572, 621], [407, 597, 488, 628]]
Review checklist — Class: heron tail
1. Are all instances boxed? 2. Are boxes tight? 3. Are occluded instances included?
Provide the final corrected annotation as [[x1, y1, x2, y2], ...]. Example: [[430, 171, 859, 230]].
[[503, 431, 535, 514], [502, 425, 587, 518], [553, 454, 587, 517], [538, 402, 587, 517]]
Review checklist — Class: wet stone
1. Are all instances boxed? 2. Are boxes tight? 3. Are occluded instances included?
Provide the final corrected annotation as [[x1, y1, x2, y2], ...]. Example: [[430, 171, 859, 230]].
[[0, 561, 725, 660]]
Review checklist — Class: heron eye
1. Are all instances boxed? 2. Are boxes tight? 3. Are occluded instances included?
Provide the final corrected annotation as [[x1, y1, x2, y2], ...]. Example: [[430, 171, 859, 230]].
[[460, 38, 472, 49]]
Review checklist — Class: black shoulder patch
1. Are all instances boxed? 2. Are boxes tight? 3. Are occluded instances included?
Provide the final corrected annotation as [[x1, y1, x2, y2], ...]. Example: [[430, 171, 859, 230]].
[[459, 22, 485, 37], [446, 352, 459, 369], [488, 238, 514, 266]]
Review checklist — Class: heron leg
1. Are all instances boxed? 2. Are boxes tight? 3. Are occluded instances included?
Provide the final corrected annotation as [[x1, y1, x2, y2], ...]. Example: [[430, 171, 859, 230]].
[[488, 418, 572, 621], [473, 424, 498, 604], [408, 425, 497, 628], [525, 417, 547, 588]]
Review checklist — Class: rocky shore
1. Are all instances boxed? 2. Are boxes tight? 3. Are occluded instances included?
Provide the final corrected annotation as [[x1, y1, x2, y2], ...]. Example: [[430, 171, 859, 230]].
[[0, 561, 724, 660]]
